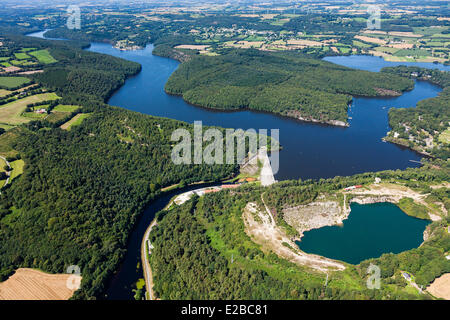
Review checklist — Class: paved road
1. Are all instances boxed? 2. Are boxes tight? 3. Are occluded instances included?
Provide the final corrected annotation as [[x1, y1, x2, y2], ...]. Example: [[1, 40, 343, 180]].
[[141, 219, 157, 300]]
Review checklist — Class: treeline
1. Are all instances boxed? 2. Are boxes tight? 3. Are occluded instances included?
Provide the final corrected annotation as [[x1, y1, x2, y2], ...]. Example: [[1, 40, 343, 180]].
[[165, 49, 413, 124]]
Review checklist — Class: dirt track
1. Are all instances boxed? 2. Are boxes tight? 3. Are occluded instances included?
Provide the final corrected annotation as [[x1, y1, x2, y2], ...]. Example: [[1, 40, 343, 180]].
[[243, 202, 345, 272], [0, 268, 81, 300]]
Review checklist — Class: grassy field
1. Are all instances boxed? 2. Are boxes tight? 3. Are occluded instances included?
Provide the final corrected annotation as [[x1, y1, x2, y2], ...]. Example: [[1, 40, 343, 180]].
[[0, 89, 11, 98], [9, 159, 24, 181], [14, 52, 30, 60], [29, 49, 57, 64], [45, 112, 71, 123], [438, 128, 450, 144], [60, 113, 91, 130], [0, 129, 20, 158], [0, 77, 31, 89], [0, 93, 60, 125], [397, 197, 430, 220], [52, 105, 80, 112]]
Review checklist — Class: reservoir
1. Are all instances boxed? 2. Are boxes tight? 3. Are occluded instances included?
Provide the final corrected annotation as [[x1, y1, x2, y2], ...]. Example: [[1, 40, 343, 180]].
[[84, 43, 443, 181], [296, 202, 430, 265], [26, 30, 445, 298]]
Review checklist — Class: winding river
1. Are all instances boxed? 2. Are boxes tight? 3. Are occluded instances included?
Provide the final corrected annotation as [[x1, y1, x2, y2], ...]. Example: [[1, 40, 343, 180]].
[[27, 30, 447, 299]]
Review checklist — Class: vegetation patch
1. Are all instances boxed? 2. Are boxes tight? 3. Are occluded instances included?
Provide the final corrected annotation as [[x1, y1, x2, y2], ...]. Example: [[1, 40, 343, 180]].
[[29, 49, 57, 64], [0, 77, 31, 89]]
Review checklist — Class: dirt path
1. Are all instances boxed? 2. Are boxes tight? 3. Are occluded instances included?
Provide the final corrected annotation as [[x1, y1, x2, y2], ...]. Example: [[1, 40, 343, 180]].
[[243, 202, 345, 272]]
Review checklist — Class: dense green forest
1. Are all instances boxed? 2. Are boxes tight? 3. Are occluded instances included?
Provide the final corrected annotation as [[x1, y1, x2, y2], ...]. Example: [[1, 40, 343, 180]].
[[382, 66, 450, 159], [150, 163, 449, 300], [0, 34, 239, 299], [165, 49, 413, 125]]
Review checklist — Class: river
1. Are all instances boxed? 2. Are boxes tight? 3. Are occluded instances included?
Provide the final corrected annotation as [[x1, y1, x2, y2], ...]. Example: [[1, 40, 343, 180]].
[[26, 30, 446, 299]]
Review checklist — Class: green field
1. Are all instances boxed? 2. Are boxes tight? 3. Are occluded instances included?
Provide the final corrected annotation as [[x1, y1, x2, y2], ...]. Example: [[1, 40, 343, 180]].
[[52, 105, 80, 112], [0, 93, 60, 125], [397, 197, 430, 220], [394, 48, 431, 57], [9, 159, 24, 181], [60, 113, 91, 130], [438, 128, 450, 144], [29, 49, 57, 64], [14, 52, 30, 60], [0, 77, 31, 89]]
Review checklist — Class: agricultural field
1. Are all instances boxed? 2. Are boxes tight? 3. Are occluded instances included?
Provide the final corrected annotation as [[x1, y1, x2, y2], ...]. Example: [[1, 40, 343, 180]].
[[60, 113, 91, 130], [0, 92, 60, 125], [52, 105, 80, 112], [9, 159, 24, 181], [28, 49, 57, 64], [0, 46, 57, 74], [0, 77, 30, 89], [0, 268, 81, 300]]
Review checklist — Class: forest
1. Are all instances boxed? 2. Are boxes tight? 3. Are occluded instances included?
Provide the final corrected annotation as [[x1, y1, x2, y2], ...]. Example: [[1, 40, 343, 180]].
[[150, 162, 449, 300], [0, 34, 239, 299], [164, 49, 414, 125], [382, 66, 450, 159]]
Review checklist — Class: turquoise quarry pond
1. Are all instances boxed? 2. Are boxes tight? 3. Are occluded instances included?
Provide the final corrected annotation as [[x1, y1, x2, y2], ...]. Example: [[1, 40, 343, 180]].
[[296, 202, 430, 264]]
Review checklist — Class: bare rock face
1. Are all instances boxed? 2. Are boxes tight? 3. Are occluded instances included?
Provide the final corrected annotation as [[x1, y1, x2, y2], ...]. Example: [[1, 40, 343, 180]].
[[283, 200, 350, 239]]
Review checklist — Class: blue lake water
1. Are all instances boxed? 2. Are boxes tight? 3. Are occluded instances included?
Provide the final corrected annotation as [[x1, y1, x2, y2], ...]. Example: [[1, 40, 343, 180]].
[[297, 202, 430, 264], [84, 43, 442, 181]]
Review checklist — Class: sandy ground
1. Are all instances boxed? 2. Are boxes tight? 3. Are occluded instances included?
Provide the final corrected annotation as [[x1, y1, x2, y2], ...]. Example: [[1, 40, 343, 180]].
[[286, 39, 323, 47], [174, 44, 210, 50], [427, 273, 450, 300], [388, 43, 414, 49], [243, 201, 345, 272], [0, 268, 81, 300], [355, 35, 387, 45]]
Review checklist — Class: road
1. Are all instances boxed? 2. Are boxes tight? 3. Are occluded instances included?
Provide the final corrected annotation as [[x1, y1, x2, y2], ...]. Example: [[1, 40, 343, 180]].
[[141, 219, 157, 300]]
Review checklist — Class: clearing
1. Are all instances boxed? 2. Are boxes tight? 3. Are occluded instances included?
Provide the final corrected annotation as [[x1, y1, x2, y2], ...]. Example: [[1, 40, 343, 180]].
[[0, 93, 60, 125], [0, 268, 81, 300], [60, 113, 91, 130], [29, 49, 57, 64], [427, 273, 450, 300]]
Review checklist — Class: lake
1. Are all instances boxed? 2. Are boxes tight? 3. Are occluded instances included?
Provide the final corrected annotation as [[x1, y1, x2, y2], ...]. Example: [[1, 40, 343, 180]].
[[80, 43, 443, 181], [296, 202, 430, 264], [26, 30, 444, 298]]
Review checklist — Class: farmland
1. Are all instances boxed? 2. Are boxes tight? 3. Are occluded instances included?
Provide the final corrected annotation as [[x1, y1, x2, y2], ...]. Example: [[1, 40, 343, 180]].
[[0, 77, 31, 89], [0, 92, 59, 125], [0, 268, 81, 300], [60, 113, 91, 130], [29, 49, 58, 64]]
